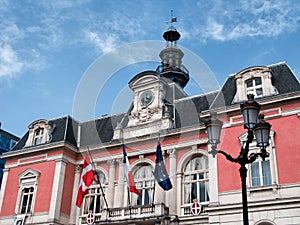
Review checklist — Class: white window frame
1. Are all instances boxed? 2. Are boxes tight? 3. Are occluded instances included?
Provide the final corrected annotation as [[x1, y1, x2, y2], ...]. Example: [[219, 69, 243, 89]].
[[246, 77, 263, 98], [250, 158, 272, 187], [16, 169, 40, 215], [182, 155, 209, 205]]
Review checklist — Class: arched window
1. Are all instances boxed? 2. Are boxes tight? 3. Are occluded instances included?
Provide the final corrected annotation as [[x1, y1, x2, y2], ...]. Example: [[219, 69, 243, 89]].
[[133, 164, 154, 205], [82, 171, 107, 215], [183, 155, 209, 205]]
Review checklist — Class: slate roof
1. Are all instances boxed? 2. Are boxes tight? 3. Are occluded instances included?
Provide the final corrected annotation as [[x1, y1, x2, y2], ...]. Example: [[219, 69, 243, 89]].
[[174, 91, 219, 128], [79, 113, 124, 148], [269, 63, 300, 94]]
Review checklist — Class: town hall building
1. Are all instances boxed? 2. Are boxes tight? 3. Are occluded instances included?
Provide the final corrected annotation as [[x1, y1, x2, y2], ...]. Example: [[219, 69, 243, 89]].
[[0, 25, 300, 225]]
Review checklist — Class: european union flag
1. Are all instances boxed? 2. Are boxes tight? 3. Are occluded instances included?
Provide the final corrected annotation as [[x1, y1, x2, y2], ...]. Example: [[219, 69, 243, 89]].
[[153, 142, 172, 191]]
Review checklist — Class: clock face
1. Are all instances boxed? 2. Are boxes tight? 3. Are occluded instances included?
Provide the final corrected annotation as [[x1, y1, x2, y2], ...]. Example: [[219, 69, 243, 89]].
[[140, 90, 154, 106]]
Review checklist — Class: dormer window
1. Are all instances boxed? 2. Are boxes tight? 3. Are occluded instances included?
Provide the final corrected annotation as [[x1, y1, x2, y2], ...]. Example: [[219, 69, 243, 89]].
[[233, 66, 278, 103], [246, 77, 263, 98], [25, 120, 53, 147]]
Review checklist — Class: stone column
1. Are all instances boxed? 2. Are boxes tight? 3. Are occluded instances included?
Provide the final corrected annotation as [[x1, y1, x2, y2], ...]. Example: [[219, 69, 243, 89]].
[[70, 165, 81, 225], [49, 157, 67, 222], [107, 159, 116, 208], [115, 158, 124, 207], [176, 172, 182, 215], [167, 149, 176, 215]]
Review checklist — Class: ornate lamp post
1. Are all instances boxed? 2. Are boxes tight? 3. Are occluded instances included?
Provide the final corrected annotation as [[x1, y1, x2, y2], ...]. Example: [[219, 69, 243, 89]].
[[204, 94, 272, 225]]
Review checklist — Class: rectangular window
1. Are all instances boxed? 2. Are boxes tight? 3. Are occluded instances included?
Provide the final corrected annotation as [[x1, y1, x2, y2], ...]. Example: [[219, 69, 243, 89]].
[[20, 187, 34, 214], [34, 128, 44, 145], [251, 159, 272, 187], [83, 187, 103, 214]]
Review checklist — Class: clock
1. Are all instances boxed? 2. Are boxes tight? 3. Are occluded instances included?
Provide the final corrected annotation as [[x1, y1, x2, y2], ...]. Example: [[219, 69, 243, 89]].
[[140, 90, 154, 106]]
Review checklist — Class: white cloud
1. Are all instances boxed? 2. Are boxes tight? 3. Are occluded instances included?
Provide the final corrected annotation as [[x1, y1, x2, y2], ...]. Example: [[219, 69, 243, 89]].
[[198, 0, 300, 41], [86, 31, 118, 54], [0, 44, 24, 78]]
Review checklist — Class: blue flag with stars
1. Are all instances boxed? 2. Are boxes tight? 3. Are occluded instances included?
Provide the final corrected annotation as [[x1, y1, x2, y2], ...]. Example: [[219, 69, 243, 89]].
[[153, 142, 172, 191]]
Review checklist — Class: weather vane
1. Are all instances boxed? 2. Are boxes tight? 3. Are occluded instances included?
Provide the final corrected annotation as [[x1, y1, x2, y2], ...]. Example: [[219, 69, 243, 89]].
[[170, 10, 177, 24]]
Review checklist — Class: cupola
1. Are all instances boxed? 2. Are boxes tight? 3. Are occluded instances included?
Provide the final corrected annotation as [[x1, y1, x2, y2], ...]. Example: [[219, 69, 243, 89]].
[[158, 26, 189, 88]]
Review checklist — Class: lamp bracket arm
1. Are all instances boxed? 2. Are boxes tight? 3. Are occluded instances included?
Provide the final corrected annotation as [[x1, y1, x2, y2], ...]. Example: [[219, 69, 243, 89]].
[[218, 150, 238, 163]]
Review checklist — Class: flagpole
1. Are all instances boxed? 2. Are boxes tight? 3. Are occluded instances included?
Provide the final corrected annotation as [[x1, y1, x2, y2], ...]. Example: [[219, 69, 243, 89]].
[[122, 136, 132, 218], [86, 147, 109, 210], [151, 132, 160, 210]]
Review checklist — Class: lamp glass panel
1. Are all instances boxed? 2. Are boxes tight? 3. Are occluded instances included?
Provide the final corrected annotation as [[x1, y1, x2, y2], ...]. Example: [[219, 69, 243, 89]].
[[242, 108, 259, 129], [255, 128, 270, 147], [207, 124, 221, 145]]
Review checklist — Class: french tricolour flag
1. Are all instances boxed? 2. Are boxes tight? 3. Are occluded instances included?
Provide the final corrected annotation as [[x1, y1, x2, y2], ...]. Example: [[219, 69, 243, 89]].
[[123, 144, 140, 196], [76, 152, 95, 207]]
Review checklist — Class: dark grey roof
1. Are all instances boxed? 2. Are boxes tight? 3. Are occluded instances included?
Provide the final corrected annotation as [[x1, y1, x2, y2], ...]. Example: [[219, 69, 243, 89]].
[[210, 76, 236, 109], [79, 114, 124, 147], [270, 63, 300, 94], [174, 91, 219, 128], [12, 116, 79, 151]]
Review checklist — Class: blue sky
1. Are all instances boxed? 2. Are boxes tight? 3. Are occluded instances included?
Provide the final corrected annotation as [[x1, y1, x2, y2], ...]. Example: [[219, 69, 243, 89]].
[[1, 0, 300, 137]]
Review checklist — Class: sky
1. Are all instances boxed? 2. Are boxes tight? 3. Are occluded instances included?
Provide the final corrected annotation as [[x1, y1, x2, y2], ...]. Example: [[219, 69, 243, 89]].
[[0, 0, 300, 137]]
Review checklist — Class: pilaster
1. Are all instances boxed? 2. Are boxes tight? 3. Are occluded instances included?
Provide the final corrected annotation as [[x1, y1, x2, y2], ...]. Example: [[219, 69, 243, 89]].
[[70, 165, 81, 225], [167, 148, 177, 214], [48, 157, 67, 222], [107, 159, 116, 208], [115, 158, 125, 207]]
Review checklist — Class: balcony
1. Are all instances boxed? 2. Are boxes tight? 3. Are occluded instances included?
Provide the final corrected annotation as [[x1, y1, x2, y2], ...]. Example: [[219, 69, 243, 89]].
[[80, 203, 169, 225]]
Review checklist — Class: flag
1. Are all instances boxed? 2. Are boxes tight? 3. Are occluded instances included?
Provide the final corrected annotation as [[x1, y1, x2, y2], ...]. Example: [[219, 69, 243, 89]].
[[171, 17, 177, 23], [76, 152, 96, 207], [123, 144, 140, 196], [153, 142, 172, 191]]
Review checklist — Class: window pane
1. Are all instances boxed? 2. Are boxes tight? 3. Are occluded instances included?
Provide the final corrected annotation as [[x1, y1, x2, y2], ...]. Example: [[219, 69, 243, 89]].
[[21, 194, 28, 214], [251, 162, 260, 187], [262, 160, 272, 185], [247, 81, 253, 87], [256, 88, 263, 96], [255, 78, 262, 85]]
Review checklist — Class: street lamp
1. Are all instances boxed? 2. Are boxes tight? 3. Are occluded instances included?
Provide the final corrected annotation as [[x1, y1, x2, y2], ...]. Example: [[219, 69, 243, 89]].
[[204, 94, 272, 225]]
